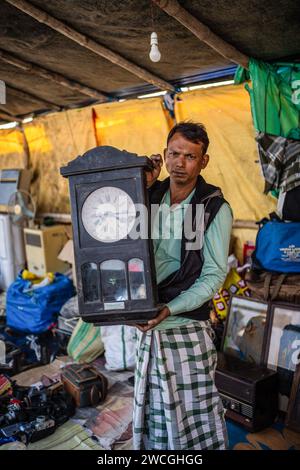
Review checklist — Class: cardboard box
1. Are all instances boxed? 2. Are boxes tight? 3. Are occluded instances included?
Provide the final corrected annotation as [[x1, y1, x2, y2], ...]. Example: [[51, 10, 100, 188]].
[[58, 239, 76, 286]]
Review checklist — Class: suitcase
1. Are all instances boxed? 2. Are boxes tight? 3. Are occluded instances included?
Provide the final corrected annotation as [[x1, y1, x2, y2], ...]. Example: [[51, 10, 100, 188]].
[[61, 364, 108, 407]]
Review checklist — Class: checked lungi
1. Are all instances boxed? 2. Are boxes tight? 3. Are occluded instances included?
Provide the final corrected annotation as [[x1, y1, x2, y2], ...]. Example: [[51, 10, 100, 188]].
[[133, 321, 228, 450]]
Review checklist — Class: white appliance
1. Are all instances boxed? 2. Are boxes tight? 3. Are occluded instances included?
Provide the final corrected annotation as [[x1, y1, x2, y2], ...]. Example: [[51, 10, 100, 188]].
[[0, 168, 32, 290], [24, 225, 70, 277], [0, 214, 25, 290]]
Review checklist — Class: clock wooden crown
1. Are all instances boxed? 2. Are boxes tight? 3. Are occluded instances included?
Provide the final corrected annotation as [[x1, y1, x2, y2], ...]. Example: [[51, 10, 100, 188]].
[[60, 145, 153, 176]]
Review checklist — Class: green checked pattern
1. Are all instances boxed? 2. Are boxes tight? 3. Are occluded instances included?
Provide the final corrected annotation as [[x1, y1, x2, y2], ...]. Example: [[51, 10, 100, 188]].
[[133, 321, 228, 450]]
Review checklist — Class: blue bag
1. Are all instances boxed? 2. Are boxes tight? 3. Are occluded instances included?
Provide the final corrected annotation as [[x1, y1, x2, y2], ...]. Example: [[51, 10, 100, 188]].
[[252, 219, 300, 273], [6, 272, 75, 334]]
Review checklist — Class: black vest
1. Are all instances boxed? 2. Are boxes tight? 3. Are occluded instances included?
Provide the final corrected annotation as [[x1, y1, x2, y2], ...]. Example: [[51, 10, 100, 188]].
[[149, 175, 227, 321]]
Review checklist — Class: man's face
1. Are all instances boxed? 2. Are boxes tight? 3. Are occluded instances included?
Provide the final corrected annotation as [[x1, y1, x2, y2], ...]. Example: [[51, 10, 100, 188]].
[[164, 132, 209, 186]]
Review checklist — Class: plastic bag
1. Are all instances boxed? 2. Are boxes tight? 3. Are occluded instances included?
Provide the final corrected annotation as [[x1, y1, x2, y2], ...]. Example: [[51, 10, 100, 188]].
[[212, 268, 251, 320], [6, 271, 75, 334], [101, 325, 136, 371], [67, 318, 104, 364]]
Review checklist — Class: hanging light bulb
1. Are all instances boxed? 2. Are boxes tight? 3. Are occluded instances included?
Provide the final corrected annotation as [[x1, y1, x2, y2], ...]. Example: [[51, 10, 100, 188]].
[[149, 32, 161, 62]]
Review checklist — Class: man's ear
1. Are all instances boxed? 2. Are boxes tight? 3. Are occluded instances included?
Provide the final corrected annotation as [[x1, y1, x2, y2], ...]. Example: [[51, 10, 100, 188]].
[[201, 154, 209, 169], [163, 148, 167, 161]]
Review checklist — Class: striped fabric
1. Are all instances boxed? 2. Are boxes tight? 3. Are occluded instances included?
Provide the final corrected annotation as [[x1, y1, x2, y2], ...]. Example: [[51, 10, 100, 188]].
[[67, 318, 104, 363], [133, 321, 228, 450], [256, 132, 300, 194]]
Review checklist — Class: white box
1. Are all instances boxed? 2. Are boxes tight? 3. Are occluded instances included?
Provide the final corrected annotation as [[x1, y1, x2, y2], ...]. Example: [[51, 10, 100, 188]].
[[24, 225, 70, 277]]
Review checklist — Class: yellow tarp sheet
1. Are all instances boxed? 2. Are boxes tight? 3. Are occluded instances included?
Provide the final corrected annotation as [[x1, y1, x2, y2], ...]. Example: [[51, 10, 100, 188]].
[[0, 84, 275, 235], [175, 85, 275, 221], [0, 107, 96, 213], [27, 107, 96, 213], [93, 97, 171, 180], [0, 128, 26, 168]]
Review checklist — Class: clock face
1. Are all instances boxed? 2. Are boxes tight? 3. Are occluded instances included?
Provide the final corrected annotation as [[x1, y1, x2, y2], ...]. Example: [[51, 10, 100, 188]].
[[81, 186, 136, 242]]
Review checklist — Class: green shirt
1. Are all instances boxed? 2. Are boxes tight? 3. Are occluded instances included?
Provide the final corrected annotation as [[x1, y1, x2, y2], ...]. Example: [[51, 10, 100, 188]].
[[152, 189, 233, 330]]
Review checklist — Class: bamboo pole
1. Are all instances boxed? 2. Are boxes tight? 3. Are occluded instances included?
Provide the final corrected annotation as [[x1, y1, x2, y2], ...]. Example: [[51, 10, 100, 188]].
[[0, 49, 109, 102], [8, 85, 61, 111], [232, 220, 257, 230], [37, 212, 71, 224], [152, 0, 249, 69], [5, 0, 175, 92], [0, 109, 22, 122]]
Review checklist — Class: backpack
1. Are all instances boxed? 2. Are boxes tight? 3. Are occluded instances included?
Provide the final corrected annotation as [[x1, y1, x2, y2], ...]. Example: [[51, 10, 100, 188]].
[[252, 217, 300, 274]]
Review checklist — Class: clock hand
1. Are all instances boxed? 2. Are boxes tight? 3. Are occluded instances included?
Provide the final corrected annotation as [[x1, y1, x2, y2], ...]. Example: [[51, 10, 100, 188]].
[[95, 217, 104, 226]]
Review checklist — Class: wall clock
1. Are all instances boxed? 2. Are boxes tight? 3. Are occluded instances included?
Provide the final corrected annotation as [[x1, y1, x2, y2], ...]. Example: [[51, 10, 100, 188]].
[[61, 146, 158, 325]]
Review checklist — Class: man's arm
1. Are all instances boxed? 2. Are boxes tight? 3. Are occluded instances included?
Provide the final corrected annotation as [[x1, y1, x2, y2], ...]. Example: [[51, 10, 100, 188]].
[[167, 202, 233, 315]]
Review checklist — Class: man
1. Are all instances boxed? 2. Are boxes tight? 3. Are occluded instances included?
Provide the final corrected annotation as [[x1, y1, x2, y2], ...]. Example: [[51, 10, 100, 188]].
[[133, 121, 232, 450]]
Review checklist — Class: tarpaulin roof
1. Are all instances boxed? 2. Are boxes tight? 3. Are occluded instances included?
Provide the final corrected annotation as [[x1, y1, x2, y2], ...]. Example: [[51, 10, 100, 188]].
[[0, 0, 299, 121]]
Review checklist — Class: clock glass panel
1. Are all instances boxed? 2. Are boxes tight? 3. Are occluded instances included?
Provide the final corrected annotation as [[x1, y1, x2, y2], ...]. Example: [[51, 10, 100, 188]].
[[101, 259, 128, 302], [81, 186, 136, 242]]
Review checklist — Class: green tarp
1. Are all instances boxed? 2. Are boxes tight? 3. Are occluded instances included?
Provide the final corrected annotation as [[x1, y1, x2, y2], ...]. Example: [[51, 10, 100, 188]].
[[235, 59, 300, 140]]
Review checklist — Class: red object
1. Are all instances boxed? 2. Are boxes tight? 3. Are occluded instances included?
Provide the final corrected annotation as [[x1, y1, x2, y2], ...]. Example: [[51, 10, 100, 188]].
[[10, 398, 21, 405], [243, 241, 255, 265]]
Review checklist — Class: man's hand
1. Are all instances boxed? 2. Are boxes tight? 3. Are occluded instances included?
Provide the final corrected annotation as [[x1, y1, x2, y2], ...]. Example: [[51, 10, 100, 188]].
[[146, 154, 163, 188], [135, 305, 170, 332]]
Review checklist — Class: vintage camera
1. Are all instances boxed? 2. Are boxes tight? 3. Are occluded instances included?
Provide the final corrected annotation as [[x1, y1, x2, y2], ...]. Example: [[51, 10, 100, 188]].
[[0, 382, 75, 443], [0, 416, 56, 444], [0, 398, 27, 426]]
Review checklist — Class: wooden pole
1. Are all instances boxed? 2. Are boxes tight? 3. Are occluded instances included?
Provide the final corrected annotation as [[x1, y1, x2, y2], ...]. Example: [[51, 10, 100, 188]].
[[37, 212, 71, 224], [0, 49, 109, 102], [18, 123, 31, 169], [152, 0, 249, 69], [232, 220, 257, 230], [7, 85, 61, 111], [0, 109, 22, 122], [5, 0, 175, 92]]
